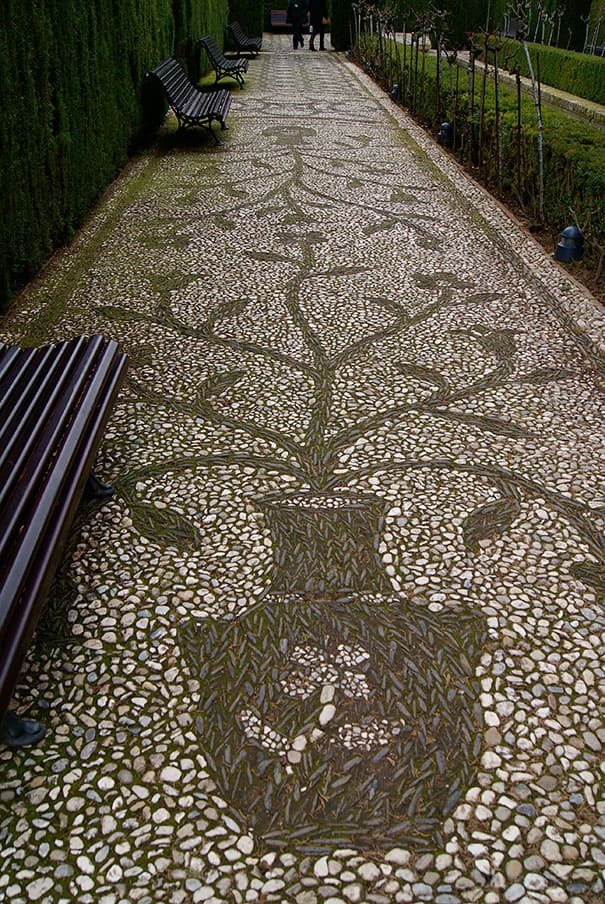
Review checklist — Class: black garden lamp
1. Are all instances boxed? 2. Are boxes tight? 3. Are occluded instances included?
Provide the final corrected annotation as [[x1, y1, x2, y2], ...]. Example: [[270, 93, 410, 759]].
[[437, 121, 452, 147], [555, 225, 583, 263]]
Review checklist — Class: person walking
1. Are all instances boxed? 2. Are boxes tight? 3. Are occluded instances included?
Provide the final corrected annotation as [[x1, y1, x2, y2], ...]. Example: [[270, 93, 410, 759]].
[[308, 0, 328, 50], [286, 0, 308, 49]]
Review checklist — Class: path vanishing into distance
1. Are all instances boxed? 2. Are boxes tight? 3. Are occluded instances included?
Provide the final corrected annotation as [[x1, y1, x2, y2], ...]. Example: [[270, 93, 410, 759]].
[[1, 32, 604, 904]]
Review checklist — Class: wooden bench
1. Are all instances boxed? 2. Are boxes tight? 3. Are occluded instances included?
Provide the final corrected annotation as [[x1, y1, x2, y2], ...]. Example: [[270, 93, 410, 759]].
[[199, 35, 249, 89], [0, 335, 127, 747], [228, 21, 262, 57], [270, 10, 288, 29], [270, 9, 309, 32], [149, 59, 232, 144]]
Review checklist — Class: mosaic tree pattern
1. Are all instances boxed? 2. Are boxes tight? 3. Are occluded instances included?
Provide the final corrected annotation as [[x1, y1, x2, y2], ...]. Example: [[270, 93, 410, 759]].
[[1, 46, 604, 902], [102, 133, 604, 852]]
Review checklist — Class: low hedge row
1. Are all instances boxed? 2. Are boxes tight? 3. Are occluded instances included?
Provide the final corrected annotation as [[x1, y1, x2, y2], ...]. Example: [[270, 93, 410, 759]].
[[476, 37, 605, 106], [356, 36, 605, 268]]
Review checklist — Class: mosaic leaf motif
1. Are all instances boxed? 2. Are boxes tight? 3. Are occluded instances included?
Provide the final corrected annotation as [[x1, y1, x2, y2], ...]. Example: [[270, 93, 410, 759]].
[[477, 328, 518, 360], [197, 371, 244, 403], [395, 361, 450, 390], [570, 562, 605, 595], [434, 410, 531, 438], [518, 366, 577, 384], [127, 500, 203, 552], [462, 496, 522, 553]]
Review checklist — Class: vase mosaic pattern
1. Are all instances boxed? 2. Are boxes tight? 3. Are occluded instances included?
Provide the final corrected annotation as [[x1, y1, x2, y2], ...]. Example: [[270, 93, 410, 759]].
[[180, 589, 486, 853], [257, 491, 392, 594]]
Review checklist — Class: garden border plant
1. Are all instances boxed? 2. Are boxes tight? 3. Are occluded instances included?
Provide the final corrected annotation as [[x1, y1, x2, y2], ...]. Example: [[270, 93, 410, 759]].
[[352, 25, 605, 278]]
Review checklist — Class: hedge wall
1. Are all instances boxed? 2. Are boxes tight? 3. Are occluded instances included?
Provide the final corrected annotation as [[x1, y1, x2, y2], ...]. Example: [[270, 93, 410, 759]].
[[330, 0, 352, 51], [0, 0, 230, 309], [228, 0, 264, 43], [356, 36, 605, 268], [478, 38, 605, 106]]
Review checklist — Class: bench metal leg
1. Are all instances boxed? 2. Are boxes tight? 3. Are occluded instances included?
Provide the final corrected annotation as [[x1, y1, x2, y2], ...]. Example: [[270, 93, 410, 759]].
[[86, 473, 115, 499], [0, 711, 46, 747]]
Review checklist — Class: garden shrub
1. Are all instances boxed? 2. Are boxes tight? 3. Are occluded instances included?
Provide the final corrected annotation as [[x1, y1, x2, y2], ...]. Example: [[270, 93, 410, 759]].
[[477, 37, 605, 106], [228, 0, 264, 44]]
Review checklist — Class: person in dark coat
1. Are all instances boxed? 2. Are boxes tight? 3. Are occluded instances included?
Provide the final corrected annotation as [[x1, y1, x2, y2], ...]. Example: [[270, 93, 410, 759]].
[[308, 0, 327, 49], [286, 0, 308, 49]]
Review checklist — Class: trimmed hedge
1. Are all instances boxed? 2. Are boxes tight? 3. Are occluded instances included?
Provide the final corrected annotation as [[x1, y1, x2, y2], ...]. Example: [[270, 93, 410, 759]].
[[228, 0, 264, 42], [0, 0, 229, 309], [330, 0, 351, 51], [477, 38, 605, 106], [356, 36, 605, 267]]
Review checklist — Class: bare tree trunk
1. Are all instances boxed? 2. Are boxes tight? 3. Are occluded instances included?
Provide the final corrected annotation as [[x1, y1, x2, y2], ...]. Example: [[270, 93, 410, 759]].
[[454, 63, 459, 152], [494, 46, 503, 192], [435, 34, 441, 119], [522, 40, 544, 222], [516, 64, 522, 204], [413, 34, 419, 112], [402, 22, 408, 103], [479, 33, 489, 176], [596, 247, 604, 282]]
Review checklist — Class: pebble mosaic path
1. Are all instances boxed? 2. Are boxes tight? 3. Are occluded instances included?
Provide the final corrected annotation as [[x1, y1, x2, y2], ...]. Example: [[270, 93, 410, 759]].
[[1, 32, 605, 904]]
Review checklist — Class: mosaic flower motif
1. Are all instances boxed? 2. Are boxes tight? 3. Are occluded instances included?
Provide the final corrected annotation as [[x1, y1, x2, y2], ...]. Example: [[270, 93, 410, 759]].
[[240, 640, 406, 757]]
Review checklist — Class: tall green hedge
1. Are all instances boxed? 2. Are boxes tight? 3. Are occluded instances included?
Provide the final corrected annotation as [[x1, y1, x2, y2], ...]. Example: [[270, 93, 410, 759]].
[[478, 38, 605, 105], [228, 0, 264, 42], [330, 0, 352, 51], [0, 0, 229, 309]]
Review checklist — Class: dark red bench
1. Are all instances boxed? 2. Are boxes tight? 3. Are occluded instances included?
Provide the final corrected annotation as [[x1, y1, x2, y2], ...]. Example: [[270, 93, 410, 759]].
[[271, 9, 288, 28], [0, 335, 127, 746]]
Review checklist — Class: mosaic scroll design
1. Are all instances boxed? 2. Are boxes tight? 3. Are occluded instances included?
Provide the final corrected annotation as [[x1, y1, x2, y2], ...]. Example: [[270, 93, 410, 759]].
[[107, 139, 605, 853]]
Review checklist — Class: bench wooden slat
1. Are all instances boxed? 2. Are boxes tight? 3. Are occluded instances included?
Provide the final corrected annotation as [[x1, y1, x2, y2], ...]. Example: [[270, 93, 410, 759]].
[[149, 59, 232, 144], [0, 335, 127, 722], [0, 338, 107, 546], [0, 338, 96, 502], [0, 343, 77, 457], [0, 337, 124, 608]]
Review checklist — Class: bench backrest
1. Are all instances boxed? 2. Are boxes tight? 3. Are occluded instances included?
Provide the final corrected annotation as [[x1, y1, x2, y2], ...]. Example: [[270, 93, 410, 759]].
[[199, 35, 226, 65], [230, 21, 247, 41], [150, 58, 197, 110], [230, 22, 259, 41]]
